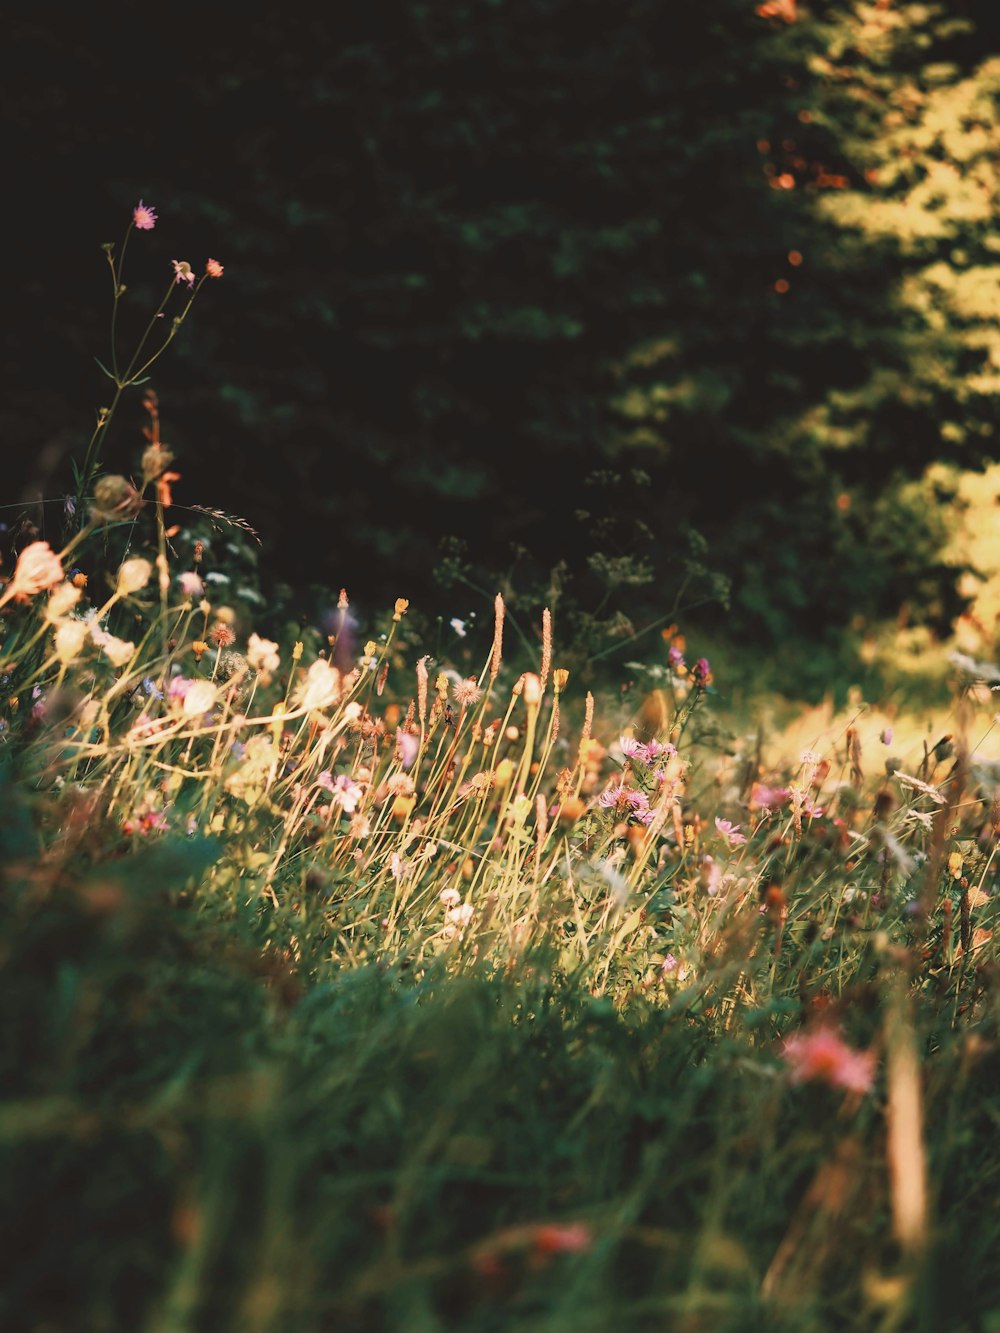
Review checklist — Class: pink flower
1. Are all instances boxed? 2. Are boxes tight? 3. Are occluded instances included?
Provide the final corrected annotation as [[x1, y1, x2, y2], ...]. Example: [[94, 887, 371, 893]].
[[205, 258, 224, 278], [318, 771, 364, 813], [751, 782, 790, 811], [598, 783, 654, 825], [782, 1027, 876, 1094], [714, 817, 747, 846], [172, 260, 196, 288], [133, 200, 157, 230], [178, 571, 205, 598]]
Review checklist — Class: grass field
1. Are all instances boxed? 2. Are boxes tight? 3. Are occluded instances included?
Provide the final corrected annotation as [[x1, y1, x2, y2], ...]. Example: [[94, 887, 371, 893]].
[[2, 527, 998, 1332]]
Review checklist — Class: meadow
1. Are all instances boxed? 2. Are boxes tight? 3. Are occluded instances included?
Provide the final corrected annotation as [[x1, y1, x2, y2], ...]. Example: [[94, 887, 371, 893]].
[[1, 206, 998, 1333]]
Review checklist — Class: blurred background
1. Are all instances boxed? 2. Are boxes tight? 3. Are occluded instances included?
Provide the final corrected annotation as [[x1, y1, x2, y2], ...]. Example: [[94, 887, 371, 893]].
[[2, 2, 998, 693]]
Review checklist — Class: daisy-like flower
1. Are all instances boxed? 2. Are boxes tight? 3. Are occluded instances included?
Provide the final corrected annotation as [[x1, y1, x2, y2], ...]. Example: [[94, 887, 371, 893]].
[[782, 1026, 876, 1094], [133, 200, 157, 230], [205, 258, 224, 278], [172, 260, 196, 288]]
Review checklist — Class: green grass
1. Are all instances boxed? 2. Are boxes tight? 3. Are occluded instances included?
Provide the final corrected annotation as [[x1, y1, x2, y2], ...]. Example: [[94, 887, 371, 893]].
[[1, 541, 999, 1330]]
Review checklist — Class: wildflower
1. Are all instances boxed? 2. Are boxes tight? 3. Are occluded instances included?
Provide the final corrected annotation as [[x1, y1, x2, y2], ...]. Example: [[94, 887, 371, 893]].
[[4, 541, 64, 600], [167, 676, 192, 705], [691, 657, 713, 687], [700, 855, 722, 896], [181, 680, 217, 718], [54, 620, 89, 665], [209, 621, 236, 648], [453, 677, 482, 708], [554, 668, 569, 690], [92, 474, 143, 522], [895, 771, 947, 805], [446, 902, 474, 928], [751, 782, 790, 811], [247, 632, 280, 674], [205, 258, 224, 278], [668, 645, 685, 670], [45, 581, 82, 622], [133, 200, 157, 230], [880, 727, 894, 746], [172, 260, 196, 288], [191, 640, 209, 660], [598, 783, 654, 826], [662, 953, 679, 973], [715, 816, 747, 846], [141, 441, 174, 483], [178, 571, 204, 598], [439, 887, 462, 908], [782, 1026, 876, 1094], [450, 617, 467, 637], [317, 771, 363, 813], [393, 597, 409, 622], [521, 672, 542, 705], [293, 658, 341, 712], [395, 730, 419, 768], [117, 557, 153, 596]]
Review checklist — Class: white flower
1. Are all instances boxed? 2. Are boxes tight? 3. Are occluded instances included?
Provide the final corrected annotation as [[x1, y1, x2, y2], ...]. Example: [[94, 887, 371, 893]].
[[293, 658, 341, 712], [182, 680, 217, 717], [439, 887, 462, 908], [247, 632, 280, 674], [54, 620, 88, 664], [117, 557, 153, 595], [178, 571, 204, 597], [446, 902, 474, 928], [45, 581, 82, 623], [90, 624, 135, 667]]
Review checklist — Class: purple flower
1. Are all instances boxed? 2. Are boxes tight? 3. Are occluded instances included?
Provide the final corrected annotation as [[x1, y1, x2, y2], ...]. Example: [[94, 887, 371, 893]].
[[668, 646, 685, 669]]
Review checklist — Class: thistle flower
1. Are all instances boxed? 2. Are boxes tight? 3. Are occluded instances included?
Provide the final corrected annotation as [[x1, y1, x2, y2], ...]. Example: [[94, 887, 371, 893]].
[[209, 622, 236, 648], [133, 200, 157, 230]]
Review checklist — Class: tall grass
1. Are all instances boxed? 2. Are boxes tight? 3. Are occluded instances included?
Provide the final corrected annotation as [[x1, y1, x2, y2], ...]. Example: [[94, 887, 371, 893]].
[[0, 204, 997, 1332]]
